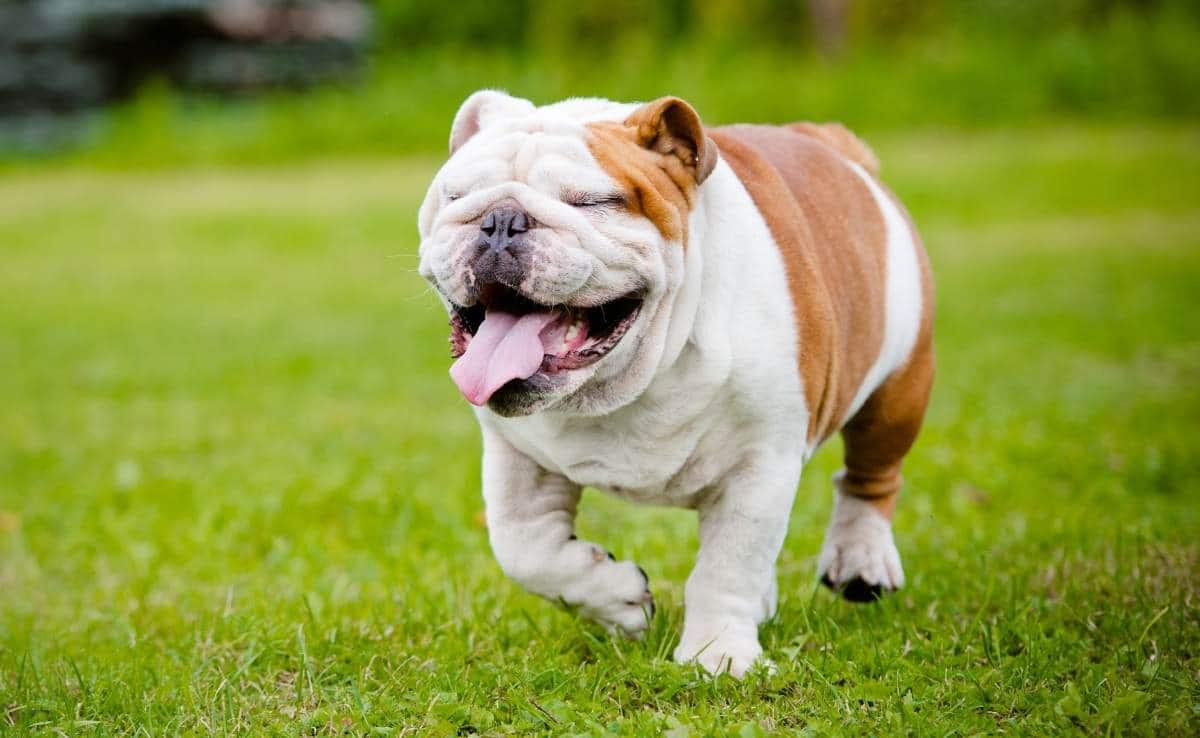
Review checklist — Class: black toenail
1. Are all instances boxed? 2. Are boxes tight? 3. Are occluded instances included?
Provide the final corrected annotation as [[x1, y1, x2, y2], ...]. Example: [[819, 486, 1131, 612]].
[[606, 551, 616, 561], [568, 534, 577, 540], [841, 576, 885, 603]]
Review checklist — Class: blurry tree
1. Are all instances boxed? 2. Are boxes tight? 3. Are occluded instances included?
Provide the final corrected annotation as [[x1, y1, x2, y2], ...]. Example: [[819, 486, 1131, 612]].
[[809, 0, 847, 56], [368, 0, 1197, 54], [3, 0, 1197, 156]]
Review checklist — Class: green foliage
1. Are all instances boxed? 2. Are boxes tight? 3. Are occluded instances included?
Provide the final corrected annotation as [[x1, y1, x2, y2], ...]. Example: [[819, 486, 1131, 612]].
[[1, 124, 1197, 734], [3, 1, 1197, 167], [368, 0, 1200, 54]]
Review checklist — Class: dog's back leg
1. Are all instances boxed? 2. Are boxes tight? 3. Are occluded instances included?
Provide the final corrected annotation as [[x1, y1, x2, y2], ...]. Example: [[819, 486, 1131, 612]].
[[817, 328, 935, 602]]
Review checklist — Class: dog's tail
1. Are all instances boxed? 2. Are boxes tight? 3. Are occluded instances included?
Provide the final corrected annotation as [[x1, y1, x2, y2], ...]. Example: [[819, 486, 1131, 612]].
[[789, 122, 880, 177]]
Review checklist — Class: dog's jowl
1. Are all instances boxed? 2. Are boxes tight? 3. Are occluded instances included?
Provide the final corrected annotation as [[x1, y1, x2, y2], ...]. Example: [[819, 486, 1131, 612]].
[[417, 91, 934, 677]]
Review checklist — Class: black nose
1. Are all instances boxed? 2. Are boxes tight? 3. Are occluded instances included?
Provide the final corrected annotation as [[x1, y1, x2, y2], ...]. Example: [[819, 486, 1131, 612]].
[[468, 207, 532, 291], [479, 207, 530, 252]]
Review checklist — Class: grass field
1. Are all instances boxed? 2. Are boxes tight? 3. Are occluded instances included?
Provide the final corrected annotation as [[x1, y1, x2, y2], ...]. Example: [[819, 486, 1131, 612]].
[[1, 124, 1198, 735]]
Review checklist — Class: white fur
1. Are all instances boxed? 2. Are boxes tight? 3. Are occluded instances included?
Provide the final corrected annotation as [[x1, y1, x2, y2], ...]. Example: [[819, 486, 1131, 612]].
[[418, 93, 913, 678], [482, 157, 807, 677], [817, 484, 905, 591]]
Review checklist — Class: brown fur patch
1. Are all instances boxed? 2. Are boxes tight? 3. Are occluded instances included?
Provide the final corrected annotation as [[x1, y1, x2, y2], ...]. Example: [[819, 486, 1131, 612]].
[[709, 124, 891, 446], [624, 97, 718, 184], [585, 97, 714, 244], [586, 121, 695, 242], [837, 204, 935, 510]]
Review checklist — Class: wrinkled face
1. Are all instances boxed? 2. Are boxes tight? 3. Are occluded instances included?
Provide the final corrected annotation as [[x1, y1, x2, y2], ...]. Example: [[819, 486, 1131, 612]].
[[417, 93, 712, 417]]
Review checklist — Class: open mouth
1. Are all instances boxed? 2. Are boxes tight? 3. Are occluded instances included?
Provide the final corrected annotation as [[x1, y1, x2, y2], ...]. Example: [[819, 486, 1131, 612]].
[[447, 283, 642, 406]]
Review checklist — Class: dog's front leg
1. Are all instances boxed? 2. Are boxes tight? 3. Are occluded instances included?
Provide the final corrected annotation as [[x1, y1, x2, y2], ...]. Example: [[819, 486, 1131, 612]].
[[674, 450, 802, 677], [481, 426, 654, 636]]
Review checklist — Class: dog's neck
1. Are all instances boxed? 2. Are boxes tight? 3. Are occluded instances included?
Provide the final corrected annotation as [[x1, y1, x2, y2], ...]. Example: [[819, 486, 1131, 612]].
[[652, 159, 733, 379]]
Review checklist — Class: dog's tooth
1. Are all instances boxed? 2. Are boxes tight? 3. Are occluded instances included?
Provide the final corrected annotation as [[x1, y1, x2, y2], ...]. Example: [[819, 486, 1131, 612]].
[[565, 323, 581, 342]]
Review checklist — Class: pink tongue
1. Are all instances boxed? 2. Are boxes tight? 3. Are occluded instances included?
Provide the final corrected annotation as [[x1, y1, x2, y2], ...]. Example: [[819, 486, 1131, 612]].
[[450, 310, 559, 406]]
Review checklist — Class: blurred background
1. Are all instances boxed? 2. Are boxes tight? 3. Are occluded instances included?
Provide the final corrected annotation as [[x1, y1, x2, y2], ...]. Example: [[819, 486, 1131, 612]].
[[2, 2, 1198, 733], [2, 0, 1198, 162]]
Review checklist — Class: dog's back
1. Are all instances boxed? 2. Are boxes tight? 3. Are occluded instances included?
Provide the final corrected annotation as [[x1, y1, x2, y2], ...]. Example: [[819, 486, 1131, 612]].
[[708, 123, 934, 459]]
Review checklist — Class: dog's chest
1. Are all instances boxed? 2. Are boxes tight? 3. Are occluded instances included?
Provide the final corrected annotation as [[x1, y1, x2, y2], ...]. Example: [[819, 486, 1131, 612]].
[[497, 395, 747, 506]]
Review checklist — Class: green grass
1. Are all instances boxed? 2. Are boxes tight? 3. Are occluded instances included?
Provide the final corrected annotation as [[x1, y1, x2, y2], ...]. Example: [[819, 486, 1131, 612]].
[[1, 123, 1198, 735]]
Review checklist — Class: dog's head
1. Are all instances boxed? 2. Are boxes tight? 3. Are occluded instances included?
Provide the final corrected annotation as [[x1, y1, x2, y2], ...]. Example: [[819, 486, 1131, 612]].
[[418, 92, 717, 417]]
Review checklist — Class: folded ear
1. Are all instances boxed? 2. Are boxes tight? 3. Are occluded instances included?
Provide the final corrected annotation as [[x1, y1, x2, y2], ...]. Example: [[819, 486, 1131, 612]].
[[449, 90, 536, 154], [625, 96, 717, 184]]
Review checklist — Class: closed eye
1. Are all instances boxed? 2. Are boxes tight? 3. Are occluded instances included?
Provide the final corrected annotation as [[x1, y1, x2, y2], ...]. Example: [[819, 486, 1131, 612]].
[[565, 192, 626, 209]]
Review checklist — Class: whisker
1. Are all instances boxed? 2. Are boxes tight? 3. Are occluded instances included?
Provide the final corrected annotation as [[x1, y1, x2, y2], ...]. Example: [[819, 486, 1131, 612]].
[[399, 284, 442, 304]]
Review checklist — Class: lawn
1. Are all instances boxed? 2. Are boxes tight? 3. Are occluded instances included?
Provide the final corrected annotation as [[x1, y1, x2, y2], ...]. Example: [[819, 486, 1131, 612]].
[[1, 124, 1197, 735]]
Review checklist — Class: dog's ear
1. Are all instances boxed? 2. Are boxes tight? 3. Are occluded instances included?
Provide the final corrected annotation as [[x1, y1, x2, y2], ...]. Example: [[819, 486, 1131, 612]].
[[449, 90, 536, 154], [625, 96, 717, 184]]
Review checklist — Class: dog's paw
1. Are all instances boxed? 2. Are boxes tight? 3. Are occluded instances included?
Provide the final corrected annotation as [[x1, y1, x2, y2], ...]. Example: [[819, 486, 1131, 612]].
[[562, 546, 654, 636], [674, 622, 763, 678], [817, 494, 904, 601]]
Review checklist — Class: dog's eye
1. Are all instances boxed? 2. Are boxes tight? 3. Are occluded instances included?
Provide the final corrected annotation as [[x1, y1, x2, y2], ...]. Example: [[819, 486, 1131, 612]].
[[446, 193, 463, 202], [566, 192, 626, 209]]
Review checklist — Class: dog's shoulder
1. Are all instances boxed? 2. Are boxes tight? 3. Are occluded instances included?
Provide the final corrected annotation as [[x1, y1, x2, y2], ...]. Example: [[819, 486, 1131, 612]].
[[707, 121, 878, 200]]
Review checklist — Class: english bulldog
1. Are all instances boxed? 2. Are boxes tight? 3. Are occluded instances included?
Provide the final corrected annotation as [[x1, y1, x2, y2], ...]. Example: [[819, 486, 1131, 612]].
[[417, 91, 934, 677]]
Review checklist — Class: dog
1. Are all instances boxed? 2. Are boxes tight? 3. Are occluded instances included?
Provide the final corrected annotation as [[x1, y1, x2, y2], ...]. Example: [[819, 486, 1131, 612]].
[[417, 91, 934, 677]]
